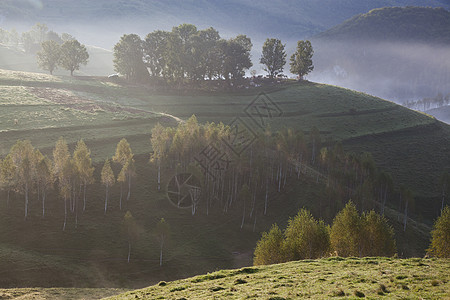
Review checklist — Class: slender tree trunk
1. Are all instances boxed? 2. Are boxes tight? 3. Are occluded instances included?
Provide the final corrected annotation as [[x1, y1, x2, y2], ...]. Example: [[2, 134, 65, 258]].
[[63, 195, 67, 231], [127, 175, 131, 201], [83, 181, 87, 211], [25, 182, 28, 219], [264, 176, 269, 215], [7, 190, 10, 209], [157, 160, 161, 191], [241, 197, 246, 229], [42, 189, 46, 217], [104, 185, 108, 214], [127, 241, 131, 263], [120, 182, 123, 210], [160, 240, 164, 267]]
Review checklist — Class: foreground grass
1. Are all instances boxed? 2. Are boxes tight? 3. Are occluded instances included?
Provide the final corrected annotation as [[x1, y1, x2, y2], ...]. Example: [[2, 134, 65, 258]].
[[107, 257, 450, 299], [0, 288, 128, 300]]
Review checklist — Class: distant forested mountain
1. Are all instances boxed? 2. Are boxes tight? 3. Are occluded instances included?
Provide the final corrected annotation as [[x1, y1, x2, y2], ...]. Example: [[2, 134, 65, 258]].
[[1, 0, 449, 47], [310, 6, 450, 106], [315, 6, 450, 44]]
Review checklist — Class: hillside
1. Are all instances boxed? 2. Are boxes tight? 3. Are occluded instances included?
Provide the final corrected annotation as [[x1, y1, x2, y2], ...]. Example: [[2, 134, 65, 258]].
[[108, 257, 450, 299], [0, 69, 449, 288], [310, 7, 450, 107], [426, 105, 450, 124], [315, 6, 450, 43]]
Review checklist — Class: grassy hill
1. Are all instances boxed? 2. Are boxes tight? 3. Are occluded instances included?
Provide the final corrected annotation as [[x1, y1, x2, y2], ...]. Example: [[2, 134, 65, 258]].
[[107, 257, 450, 299], [310, 7, 450, 107], [0, 69, 449, 289], [315, 6, 450, 43]]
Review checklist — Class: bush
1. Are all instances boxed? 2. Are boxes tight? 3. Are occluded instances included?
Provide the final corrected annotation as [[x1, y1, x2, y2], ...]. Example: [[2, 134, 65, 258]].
[[253, 224, 286, 265], [330, 201, 362, 257], [284, 209, 330, 260], [428, 206, 450, 258], [330, 201, 396, 257]]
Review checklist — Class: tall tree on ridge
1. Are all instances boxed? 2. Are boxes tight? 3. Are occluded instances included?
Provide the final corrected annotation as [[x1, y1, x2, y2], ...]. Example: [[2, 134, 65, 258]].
[[260, 38, 286, 79], [290, 40, 314, 80], [59, 39, 89, 76]]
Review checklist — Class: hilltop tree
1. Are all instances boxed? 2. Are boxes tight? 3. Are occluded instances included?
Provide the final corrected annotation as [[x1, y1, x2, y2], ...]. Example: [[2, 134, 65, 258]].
[[330, 201, 361, 257], [73, 140, 94, 211], [0, 155, 16, 208], [9, 140, 36, 219], [260, 38, 286, 78], [157, 218, 170, 267], [253, 224, 286, 265], [113, 138, 135, 202], [123, 211, 139, 263], [37, 40, 61, 75], [290, 40, 314, 80], [144, 30, 170, 78], [59, 39, 89, 76], [101, 159, 115, 214], [113, 34, 148, 81], [284, 209, 330, 260], [428, 206, 450, 258]]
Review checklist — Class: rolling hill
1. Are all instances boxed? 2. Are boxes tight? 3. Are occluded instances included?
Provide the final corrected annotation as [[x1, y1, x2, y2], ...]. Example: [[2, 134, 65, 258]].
[[108, 257, 450, 299], [310, 7, 450, 111], [0, 69, 449, 290]]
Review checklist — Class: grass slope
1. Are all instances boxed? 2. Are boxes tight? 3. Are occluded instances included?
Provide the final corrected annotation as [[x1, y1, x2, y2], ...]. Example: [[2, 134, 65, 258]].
[[108, 257, 450, 299], [0, 69, 449, 288], [315, 6, 450, 44]]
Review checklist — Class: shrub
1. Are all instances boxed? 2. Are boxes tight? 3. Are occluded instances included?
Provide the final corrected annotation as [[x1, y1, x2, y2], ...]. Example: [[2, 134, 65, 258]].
[[253, 224, 286, 265], [428, 206, 450, 258], [284, 209, 330, 260]]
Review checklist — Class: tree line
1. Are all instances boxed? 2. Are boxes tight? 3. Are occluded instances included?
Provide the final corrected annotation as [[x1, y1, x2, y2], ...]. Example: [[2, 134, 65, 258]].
[[254, 201, 450, 265], [253, 201, 397, 265], [112, 23, 314, 86], [0, 137, 135, 229]]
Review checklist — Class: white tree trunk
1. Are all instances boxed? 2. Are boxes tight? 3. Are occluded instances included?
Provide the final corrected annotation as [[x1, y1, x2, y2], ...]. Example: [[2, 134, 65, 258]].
[[104, 186, 108, 214], [127, 241, 131, 263]]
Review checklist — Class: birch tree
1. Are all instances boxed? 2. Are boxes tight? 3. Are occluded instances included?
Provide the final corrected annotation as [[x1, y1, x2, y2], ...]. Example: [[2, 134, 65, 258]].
[[53, 137, 71, 230], [73, 140, 94, 211], [123, 211, 139, 263], [101, 159, 115, 214], [157, 218, 170, 267], [10, 140, 36, 219], [0, 155, 16, 208], [113, 139, 134, 201]]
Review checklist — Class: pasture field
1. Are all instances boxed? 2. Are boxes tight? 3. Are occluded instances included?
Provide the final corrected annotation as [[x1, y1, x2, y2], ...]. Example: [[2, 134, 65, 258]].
[[108, 257, 450, 299], [0, 69, 449, 290]]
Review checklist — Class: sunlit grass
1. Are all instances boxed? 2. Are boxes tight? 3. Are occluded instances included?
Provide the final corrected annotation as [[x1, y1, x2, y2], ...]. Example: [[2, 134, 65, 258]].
[[107, 257, 450, 299]]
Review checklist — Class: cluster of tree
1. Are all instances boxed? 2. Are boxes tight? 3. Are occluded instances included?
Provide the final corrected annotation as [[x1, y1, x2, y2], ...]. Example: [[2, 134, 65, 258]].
[[318, 142, 417, 231], [0, 137, 135, 230], [113, 23, 314, 85], [403, 93, 450, 112], [37, 38, 89, 76], [151, 116, 328, 226], [253, 201, 396, 265], [0, 23, 75, 54]]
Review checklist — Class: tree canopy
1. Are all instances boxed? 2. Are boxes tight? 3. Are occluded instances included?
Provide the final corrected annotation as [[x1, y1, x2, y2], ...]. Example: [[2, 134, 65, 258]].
[[290, 40, 314, 80], [260, 38, 286, 78]]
